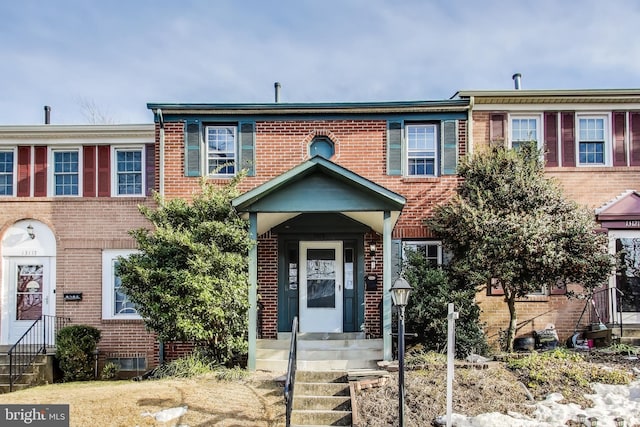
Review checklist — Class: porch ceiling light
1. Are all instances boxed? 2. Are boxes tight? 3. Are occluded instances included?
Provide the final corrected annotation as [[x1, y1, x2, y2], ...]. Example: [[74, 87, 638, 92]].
[[26, 224, 35, 240], [391, 277, 412, 307]]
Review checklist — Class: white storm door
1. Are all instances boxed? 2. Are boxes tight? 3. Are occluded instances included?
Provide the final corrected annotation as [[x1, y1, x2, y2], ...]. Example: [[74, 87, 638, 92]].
[[612, 233, 640, 323], [7, 258, 52, 344], [299, 241, 343, 333]]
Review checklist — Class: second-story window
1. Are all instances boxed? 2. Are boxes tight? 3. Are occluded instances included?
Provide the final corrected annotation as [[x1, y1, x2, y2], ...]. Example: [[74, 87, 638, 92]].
[[0, 150, 14, 196], [510, 116, 539, 150], [406, 124, 438, 176], [206, 125, 236, 176], [53, 150, 79, 196], [115, 148, 143, 196], [578, 116, 607, 165]]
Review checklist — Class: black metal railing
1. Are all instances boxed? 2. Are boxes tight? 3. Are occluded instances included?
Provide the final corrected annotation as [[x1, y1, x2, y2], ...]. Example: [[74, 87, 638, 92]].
[[591, 287, 624, 333], [8, 315, 70, 392], [284, 316, 298, 427]]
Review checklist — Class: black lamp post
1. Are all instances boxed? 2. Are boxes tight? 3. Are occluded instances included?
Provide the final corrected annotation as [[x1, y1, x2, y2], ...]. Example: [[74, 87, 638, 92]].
[[391, 276, 412, 427]]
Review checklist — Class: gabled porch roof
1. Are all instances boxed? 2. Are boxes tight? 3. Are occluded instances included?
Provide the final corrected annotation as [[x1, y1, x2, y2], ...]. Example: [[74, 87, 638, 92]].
[[232, 156, 406, 234], [596, 190, 640, 221]]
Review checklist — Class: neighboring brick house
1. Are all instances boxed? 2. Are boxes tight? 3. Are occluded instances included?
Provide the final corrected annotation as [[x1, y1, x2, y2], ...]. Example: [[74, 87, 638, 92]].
[[0, 124, 159, 374], [147, 100, 469, 368], [455, 88, 640, 347]]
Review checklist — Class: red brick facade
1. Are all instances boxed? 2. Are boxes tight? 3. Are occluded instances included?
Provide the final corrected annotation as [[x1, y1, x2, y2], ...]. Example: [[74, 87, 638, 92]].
[[468, 100, 640, 347], [158, 114, 468, 341], [0, 126, 160, 373]]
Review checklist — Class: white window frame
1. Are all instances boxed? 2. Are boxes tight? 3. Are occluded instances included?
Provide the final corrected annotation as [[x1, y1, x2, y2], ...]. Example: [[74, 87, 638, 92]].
[[111, 146, 145, 197], [576, 113, 611, 167], [509, 114, 542, 151], [402, 241, 443, 266], [102, 249, 141, 320], [405, 124, 439, 177], [48, 147, 82, 197], [205, 125, 237, 177], [0, 147, 17, 197]]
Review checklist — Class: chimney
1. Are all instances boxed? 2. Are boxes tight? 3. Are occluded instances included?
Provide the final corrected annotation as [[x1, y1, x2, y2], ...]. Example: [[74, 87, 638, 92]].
[[44, 105, 51, 124], [512, 73, 522, 90], [274, 82, 281, 103]]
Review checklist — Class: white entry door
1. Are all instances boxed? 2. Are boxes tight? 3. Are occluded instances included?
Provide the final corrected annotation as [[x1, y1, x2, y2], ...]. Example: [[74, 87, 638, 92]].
[[6, 258, 52, 344], [299, 241, 343, 333]]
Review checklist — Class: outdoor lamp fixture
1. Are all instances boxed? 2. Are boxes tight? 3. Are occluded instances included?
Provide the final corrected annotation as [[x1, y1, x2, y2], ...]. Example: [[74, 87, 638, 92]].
[[577, 414, 587, 425], [369, 244, 377, 270], [26, 224, 35, 240], [614, 417, 625, 427], [391, 276, 412, 427], [588, 417, 598, 427]]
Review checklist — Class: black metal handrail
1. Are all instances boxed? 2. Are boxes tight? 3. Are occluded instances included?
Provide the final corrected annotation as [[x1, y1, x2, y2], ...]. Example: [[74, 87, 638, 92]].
[[591, 287, 624, 334], [8, 315, 70, 392], [284, 316, 298, 427]]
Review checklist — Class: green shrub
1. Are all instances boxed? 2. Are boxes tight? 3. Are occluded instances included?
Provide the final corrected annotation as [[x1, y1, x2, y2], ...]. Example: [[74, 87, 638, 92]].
[[403, 249, 489, 358], [100, 362, 119, 380], [55, 325, 101, 382], [149, 348, 217, 379]]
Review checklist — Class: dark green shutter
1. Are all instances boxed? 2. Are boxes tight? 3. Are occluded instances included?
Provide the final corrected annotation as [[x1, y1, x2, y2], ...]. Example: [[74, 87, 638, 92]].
[[391, 239, 403, 281], [239, 121, 255, 176], [184, 120, 201, 177], [387, 121, 402, 175], [442, 120, 458, 175]]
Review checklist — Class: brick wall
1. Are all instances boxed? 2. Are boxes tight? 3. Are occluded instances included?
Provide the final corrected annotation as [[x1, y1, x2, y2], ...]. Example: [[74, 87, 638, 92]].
[[0, 198, 159, 368], [161, 119, 468, 338], [477, 285, 586, 347], [470, 109, 640, 348]]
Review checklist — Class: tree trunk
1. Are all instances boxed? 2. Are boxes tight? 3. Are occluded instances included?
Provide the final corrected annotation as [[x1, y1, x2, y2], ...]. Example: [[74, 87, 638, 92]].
[[505, 295, 517, 353]]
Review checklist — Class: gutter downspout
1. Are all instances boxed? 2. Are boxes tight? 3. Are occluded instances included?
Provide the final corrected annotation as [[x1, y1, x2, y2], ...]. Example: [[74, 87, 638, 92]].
[[467, 96, 474, 155], [157, 109, 165, 198]]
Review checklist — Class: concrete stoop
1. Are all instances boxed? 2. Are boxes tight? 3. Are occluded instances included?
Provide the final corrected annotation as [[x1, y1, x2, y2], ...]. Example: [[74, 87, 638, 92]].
[[256, 334, 383, 372], [617, 325, 640, 346], [290, 370, 352, 427], [0, 353, 53, 393]]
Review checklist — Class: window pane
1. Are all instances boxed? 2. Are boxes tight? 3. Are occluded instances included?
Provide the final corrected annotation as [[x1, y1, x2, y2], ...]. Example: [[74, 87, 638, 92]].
[[53, 151, 79, 195], [207, 126, 236, 175], [511, 118, 537, 144], [407, 125, 437, 176], [116, 150, 143, 195], [113, 260, 138, 315], [0, 151, 13, 195]]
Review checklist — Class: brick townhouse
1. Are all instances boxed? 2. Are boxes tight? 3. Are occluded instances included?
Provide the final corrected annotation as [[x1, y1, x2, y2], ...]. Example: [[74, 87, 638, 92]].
[[4, 86, 638, 375], [456, 85, 640, 347], [146, 98, 469, 369], [0, 124, 159, 373]]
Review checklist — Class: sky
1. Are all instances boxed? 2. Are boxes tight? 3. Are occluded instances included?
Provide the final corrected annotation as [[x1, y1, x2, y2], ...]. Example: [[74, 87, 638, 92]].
[[2, 0, 640, 125]]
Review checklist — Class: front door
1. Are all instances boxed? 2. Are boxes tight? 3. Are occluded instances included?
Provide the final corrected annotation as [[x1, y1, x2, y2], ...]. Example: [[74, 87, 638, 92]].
[[613, 232, 640, 323], [5, 258, 52, 343], [299, 241, 343, 333]]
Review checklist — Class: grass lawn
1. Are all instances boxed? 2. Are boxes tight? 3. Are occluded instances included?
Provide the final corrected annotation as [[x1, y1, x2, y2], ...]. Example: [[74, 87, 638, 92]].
[[0, 372, 286, 427]]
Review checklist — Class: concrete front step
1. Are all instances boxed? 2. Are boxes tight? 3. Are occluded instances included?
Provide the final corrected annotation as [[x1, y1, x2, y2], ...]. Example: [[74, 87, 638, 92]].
[[293, 396, 351, 411], [256, 337, 383, 372], [290, 409, 351, 426], [291, 370, 352, 426]]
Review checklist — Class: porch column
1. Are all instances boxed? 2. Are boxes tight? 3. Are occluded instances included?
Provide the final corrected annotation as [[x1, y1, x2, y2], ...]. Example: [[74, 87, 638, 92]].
[[383, 210, 392, 360], [248, 212, 258, 370]]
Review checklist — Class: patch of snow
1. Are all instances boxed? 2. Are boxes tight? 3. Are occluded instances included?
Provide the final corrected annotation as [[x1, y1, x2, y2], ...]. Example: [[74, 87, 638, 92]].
[[449, 380, 640, 427], [141, 405, 188, 422]]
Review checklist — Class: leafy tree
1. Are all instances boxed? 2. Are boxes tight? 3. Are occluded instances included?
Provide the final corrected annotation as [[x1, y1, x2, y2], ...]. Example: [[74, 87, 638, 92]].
[[402, 248, 488, 358], [426, 143, 614, 352], [117, 176, 253, 364]]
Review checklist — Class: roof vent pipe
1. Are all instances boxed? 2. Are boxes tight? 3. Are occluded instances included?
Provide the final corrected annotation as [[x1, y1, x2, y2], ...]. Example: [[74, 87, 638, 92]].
[[512, 73, 522, 90], [44, 105, 51, 124], [274, 82, 281, 103]]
